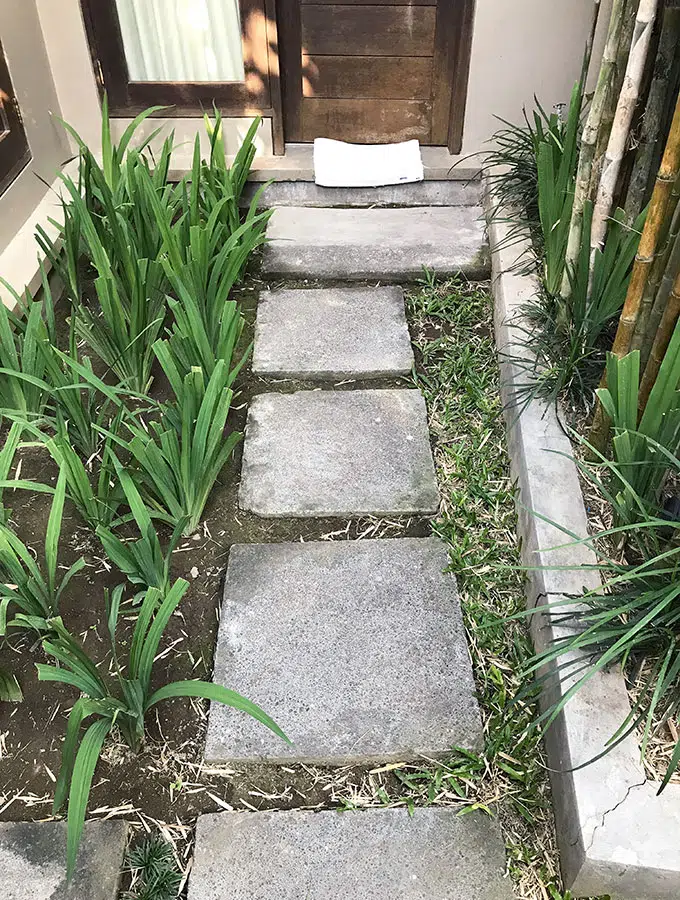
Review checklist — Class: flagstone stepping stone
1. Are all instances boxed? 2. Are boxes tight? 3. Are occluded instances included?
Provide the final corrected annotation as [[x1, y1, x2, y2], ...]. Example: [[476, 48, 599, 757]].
[[252, 287, 414, 380], [204, 538, 482, 763], [0, 820, 127, 900], [238, 389, 439, 517], [188, 808, 514, 900], [262, 206, 489, 280]]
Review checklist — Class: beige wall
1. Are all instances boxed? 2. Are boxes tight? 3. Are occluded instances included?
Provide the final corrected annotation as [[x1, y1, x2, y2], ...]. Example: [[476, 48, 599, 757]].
[[461, 0, 612, 156], [0, 0, 69, 255]]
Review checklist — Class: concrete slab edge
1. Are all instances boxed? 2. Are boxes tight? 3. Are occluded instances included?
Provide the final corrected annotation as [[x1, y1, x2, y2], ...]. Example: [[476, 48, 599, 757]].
[[485, 185, 680, 900]]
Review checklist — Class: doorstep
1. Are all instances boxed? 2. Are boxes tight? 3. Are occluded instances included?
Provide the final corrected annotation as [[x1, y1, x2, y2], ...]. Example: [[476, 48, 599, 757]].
[[237, 144, 482, 183]]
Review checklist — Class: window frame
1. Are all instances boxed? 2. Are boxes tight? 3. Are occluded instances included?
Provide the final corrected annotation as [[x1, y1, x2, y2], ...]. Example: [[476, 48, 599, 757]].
[[80, 0, 277, 118], [0, 39, 31, 197]]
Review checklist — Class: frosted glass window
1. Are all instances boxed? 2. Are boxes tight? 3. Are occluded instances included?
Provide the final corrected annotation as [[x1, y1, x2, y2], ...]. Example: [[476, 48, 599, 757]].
[[115, 0, 245, 82]]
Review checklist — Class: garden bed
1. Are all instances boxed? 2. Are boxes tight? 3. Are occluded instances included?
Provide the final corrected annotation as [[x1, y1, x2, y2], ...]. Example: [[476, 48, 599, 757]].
[[0, 275, 431, 827], [487, 198, 680, 900], [0, 267, 570, 899]]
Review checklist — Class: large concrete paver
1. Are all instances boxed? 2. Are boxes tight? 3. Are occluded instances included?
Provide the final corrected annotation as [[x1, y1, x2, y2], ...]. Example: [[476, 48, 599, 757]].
[[262, 206, 489, 280], [252, 287, 414, 380], [188, 808, 514, 900], [0, 820, 127, 900], [238, 389, 439, 517], [204, 538, 482, 763]]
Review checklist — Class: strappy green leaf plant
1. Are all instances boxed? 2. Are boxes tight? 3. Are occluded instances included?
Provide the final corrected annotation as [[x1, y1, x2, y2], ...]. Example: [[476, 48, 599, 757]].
[[0, 666, 22, 702], [0, 421, 23, 524], [106, 360, 241, 535], [515, 510, 680, 792], [96, 456, 186, 596], [535, 82, 583, 298], [0, 289, 52, 418], [0, 468, 85, 635], [40, 579, 288, 876], [42, 429, 122, 530], [595, 323, 680, 528], [511, 202, 646, 409]]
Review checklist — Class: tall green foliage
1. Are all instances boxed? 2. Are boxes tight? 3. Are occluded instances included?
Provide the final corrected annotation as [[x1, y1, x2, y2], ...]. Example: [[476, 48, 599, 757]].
[[596, 320, 680, 528], [40, 579, 287, 876]]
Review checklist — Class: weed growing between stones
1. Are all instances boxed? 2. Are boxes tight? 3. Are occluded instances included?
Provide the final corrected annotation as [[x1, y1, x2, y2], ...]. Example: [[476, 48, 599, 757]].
[[401, 274, 608, 900]]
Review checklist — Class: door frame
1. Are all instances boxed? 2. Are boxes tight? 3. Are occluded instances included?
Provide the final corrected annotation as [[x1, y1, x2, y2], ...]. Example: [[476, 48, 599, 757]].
[[0, 38, 31, 197], [277, 0, 476, 152], [80, 0, 285, 151]]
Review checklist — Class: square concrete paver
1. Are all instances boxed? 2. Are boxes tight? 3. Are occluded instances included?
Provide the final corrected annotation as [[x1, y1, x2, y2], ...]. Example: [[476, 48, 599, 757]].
[[252, 287, 414, 380], [204, 538, 482, 763], [0, 820, 127, 900], [262, 206, 490, 280], [238, 389, 439, 517], [189, 809, 514, 900]]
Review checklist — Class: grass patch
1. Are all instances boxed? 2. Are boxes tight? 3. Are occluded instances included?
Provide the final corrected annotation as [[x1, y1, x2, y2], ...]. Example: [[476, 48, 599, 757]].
[[403, 274, 601, 900]]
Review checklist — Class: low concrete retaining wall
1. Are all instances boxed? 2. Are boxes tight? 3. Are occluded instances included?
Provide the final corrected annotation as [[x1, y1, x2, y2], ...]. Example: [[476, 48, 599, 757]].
[[486, 206, 680, 900]]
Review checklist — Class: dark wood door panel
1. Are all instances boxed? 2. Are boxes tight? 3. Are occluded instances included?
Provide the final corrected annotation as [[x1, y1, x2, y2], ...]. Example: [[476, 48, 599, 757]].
[[301, 98, 431, 142], [302, 55, 432, 99], [301, 6, 437, 56], [279, 0, 476, 149], [302, 0, 435, 4]]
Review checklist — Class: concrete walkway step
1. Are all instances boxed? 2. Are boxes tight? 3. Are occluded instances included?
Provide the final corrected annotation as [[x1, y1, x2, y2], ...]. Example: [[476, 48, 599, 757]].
[[205, 538, 481, 764], [0, 820, 127, 900], [262, 206, 489, 280], [238, 389, 439, 518], [189, 809, 513, 899], [252, 286, 414, 380], [242, 179, 482, 208]]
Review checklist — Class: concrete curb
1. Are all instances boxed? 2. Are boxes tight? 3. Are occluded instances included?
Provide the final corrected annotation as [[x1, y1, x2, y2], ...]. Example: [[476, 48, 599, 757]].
[[486, 202, 680, 900]]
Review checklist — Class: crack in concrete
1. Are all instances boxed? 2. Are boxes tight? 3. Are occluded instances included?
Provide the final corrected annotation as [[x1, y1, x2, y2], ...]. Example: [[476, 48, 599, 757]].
[[585, 779, 648, 854]]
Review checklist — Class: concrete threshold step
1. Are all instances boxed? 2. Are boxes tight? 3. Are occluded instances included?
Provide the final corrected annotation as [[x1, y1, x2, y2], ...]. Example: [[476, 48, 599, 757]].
[[262, 206, 489, 281], [252, 286, 414, 380], [189, 809, 514, 899], [242, 179, 482, 208], [238, 389, 439, 518], [204, 538, 481, 764]]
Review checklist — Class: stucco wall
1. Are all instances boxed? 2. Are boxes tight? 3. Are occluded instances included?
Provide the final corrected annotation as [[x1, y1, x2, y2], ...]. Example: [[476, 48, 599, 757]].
[[461, 0, 612, 157], [0, 0, 69, 255]]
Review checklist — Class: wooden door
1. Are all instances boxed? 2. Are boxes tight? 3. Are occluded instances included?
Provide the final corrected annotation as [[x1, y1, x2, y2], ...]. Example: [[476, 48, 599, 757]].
[[278, 0, 475, 151]]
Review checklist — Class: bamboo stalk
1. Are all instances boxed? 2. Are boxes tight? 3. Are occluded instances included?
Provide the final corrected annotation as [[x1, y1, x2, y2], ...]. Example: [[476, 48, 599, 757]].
[[611, 89, 680, 357], [589, 0, 640, 200], [638, 264, 680, 408], [641, 217, 680, 357], [581, 0, 604, 88], [632, 171, 680, 360], [591, 0, 659, 253], [588, 87, 680, 451], [625, 6, 680, 220], [561, 0, 628, 299]]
